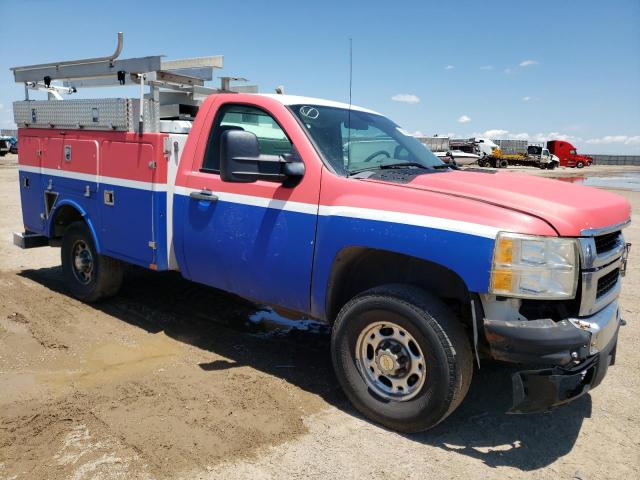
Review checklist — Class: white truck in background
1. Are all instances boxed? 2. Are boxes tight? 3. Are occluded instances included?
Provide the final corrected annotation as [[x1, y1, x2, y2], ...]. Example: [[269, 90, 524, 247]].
[[475, 137, 500, 159], [478, 139, 560, 169]]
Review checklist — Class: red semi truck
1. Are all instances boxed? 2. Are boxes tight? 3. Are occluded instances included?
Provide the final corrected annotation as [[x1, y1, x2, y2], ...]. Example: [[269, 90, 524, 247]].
[[547, 140, 593, 168]]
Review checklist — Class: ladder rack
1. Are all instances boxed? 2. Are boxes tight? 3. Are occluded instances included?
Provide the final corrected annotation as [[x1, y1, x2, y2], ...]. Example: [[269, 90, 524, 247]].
[[10, 32, 257, 133]]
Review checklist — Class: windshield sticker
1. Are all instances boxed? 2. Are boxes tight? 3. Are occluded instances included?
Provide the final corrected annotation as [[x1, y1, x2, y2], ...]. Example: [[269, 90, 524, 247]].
[[396, 127, 411, 136], [299, 106, 320, 119]]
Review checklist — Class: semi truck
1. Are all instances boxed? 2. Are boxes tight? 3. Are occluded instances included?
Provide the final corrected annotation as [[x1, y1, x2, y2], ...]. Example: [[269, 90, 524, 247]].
[[11, 35, 632, 432], [479, 139, 560, 169], [548, 140, 594, 168]]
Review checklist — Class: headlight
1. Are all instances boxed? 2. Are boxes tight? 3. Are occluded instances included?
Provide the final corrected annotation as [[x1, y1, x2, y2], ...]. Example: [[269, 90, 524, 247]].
[[490, 232, 579, 299]]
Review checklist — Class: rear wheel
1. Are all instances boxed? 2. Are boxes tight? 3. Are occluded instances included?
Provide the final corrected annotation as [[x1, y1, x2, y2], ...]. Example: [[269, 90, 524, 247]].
[[61, 221, 124, 302], [331, 284, 473, 432]]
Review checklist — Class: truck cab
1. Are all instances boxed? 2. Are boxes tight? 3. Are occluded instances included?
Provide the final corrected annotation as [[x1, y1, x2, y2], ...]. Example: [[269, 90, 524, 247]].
[[547, 140, 593, 168], [475, 137, 499, 157]]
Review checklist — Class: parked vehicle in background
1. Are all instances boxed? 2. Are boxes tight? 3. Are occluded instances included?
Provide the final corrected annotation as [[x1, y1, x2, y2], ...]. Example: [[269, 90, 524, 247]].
[[10, 34, 633, 433], [415, 136, 480, 166], [475, 137, 499, 158], [0, 137, 12, 156], [434, 149, 480, 166], [480, 139, 559, 169], [2, 136, 18, 154], [547, 140, 593, 168]]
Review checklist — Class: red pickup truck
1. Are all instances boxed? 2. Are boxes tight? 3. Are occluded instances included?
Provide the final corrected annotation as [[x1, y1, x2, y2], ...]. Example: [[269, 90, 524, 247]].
[[10, 40, 632, 432], [547, 140, 594, 168]]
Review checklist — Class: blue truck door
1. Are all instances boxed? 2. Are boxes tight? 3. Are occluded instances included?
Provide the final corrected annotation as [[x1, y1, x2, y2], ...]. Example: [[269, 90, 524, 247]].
[[176, 103, 320, 312]]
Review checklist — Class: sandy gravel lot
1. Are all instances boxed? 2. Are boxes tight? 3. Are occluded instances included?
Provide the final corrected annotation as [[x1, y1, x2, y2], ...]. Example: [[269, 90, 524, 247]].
[[0, 154, 638, 479]]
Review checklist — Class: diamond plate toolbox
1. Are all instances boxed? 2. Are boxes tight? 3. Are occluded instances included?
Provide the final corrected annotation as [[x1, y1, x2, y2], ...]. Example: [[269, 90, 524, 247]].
[[13, 98, 158, 132]]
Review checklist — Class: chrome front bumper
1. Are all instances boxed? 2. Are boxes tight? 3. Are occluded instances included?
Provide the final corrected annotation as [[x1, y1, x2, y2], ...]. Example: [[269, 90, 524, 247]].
[[569, 300, 620, 355], [484, 299, 622, 366]]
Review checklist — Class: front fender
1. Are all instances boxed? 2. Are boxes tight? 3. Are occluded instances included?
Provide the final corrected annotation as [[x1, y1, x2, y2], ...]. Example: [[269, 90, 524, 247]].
[[310, 214, 496, 319]]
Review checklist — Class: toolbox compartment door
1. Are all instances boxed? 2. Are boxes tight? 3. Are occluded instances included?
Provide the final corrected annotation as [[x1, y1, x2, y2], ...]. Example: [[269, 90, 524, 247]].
[[98, 141, 156, 267], [54, 139, 99, 196], [18, 136, 44, 233]]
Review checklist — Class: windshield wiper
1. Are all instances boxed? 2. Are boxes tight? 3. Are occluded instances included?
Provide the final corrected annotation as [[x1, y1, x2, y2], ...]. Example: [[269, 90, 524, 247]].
[[348, 162, 430, 176], [380, 162, 430, 170], [433, 163, 461, 170]]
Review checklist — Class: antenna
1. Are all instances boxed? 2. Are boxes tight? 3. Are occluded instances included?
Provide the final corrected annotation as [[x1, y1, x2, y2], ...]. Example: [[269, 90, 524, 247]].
[[347, 38, 353, 171]]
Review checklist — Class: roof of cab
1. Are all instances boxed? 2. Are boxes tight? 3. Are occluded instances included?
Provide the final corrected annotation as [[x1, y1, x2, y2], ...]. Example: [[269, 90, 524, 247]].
[[258, 94, 382, 116]]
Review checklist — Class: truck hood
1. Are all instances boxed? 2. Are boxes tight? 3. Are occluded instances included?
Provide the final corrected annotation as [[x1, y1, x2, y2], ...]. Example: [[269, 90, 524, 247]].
[[367, 170, 630, 236]]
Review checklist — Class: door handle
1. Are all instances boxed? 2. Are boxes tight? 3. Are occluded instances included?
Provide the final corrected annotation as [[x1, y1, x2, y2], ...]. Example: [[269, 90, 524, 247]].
[[190, 190, 218, 202]]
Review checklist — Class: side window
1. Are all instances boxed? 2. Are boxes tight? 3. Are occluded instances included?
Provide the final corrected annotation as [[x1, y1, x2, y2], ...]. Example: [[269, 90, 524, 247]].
[[202, 104, 292, 171]]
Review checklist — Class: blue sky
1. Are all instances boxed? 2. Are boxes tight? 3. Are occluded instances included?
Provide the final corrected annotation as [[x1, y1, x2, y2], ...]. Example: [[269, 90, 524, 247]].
[[0, 0, 638, 153]]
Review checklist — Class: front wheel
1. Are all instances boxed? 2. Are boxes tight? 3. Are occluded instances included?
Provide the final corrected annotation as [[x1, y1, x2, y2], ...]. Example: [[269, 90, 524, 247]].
[[61, 221, 124, 302], [331, 285, 473, 432], [576, 161, 585, 168]]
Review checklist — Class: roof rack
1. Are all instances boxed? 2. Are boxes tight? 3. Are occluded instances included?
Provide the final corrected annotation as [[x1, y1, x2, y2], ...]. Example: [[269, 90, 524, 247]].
[[10, 32, 257, 133]]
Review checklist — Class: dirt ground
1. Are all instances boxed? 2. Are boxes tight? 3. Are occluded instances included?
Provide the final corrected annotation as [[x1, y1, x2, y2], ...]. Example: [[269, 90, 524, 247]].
[[0, 153, 638, 479]]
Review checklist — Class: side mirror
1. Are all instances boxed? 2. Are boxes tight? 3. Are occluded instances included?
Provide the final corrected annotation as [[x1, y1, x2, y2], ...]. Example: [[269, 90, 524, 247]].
[[220, 130, 305, 187]]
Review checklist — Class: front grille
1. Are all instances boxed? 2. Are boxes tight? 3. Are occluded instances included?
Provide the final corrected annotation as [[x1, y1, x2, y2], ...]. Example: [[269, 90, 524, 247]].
[[597, 268, 620, 298], [594, 231, 621, 254]]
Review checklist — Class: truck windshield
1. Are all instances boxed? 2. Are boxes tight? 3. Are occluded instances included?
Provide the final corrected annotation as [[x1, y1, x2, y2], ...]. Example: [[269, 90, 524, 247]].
[[290, 104, 443, 175]]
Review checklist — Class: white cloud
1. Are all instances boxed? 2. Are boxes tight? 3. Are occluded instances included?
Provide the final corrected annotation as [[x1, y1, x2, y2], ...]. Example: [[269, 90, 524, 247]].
[[522, 96, 531, 102], [410, 130, 425, 137], [586, 135, 640, 145], [519, 60, 539, 67], [479, 65, 493, 70], [503, 68, 513, 75], [0, 103, 4, 110], [475, 129, 509, 139], [457, 115, 471, 124], [445, 65, 455, 70], [391, 94, 420, 104]]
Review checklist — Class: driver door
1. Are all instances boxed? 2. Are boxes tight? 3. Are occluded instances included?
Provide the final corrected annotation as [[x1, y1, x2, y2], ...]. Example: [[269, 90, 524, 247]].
[[178, 101, 321, 312]]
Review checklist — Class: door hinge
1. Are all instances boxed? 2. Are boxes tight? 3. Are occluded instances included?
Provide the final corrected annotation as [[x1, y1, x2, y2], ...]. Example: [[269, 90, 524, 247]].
[[148, 241, 157, 249], [148, 161, 157, 169]]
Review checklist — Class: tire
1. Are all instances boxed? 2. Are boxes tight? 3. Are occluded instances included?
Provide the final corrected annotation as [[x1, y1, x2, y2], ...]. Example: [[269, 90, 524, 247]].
[[61, 221, 124, 302], [331, 284, 473, 433], [548, 162, 557, 170], [499, 159, 509, 168], [576, 161, 584, 169], [477, 159, 487, 168]]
